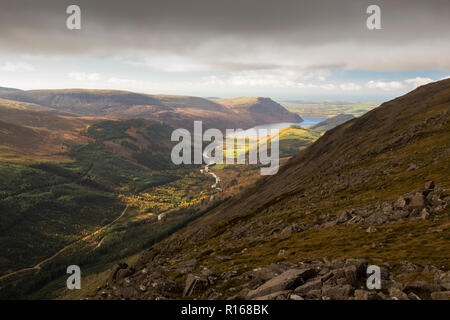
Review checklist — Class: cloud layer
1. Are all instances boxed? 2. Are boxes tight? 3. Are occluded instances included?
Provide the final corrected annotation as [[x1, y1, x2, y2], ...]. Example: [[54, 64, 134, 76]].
[[1, 0, 449, 73]]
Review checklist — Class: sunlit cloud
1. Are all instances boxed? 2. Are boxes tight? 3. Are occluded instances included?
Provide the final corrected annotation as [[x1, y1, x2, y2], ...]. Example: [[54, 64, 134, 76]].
[[0, 61, 35, 72], [366, 80, 405, 91], [340, 83, 362, 91], [404, 77, 433, 88], [68, 72, 101, 81]]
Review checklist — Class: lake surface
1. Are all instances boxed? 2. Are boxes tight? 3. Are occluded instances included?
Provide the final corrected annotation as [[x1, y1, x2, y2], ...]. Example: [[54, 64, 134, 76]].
[[232, 117, 327, 136]]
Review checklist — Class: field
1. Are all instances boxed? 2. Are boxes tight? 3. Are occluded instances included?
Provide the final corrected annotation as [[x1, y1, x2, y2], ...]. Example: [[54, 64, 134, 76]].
[[279, 100, 379, 117]]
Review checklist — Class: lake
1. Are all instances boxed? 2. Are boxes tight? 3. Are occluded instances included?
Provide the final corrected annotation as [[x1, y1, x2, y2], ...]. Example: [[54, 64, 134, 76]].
[[232, 117, 327, 136]]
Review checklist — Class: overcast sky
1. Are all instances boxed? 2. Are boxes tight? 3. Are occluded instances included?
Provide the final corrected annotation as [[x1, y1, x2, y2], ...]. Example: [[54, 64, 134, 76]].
[[0, 0, 449, 100]]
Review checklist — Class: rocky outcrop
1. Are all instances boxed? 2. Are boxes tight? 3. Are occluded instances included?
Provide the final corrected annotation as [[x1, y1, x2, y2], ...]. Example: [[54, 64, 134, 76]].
[[306, 182, 448, 230], [183, 273, 209, 297], [246, 268, 317, 299], [94, 256, 450, 300], [92, 182, 449, 301]]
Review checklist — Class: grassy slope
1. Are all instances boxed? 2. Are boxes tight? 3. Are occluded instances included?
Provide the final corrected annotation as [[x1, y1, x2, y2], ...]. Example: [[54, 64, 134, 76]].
[[277, 125, 321, 157]]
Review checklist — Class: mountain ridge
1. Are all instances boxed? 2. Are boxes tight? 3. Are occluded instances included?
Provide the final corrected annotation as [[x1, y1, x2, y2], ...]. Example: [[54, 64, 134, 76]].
[[0, 88, 302, 130]]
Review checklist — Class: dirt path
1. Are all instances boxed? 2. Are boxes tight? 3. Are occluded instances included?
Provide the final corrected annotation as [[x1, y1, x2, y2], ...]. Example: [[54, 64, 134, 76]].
[[0, 205, 129, 282]]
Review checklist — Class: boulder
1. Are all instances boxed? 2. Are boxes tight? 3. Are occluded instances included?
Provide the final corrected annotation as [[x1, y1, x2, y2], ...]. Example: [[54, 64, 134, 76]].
[[435, 271, 450, 290], [394, 197, 408, 209], [253, 290, 291, 300], [305, 289, 322, 299], [365, 212, 389, 225], [431, 291, 450, 300], [247, 268, 317, 299], [183, 273, 209, 297], [322, 284, 353, 300], [380, 266, 390, 280], [381, 279, 403, 291], [424, 181, 435, 190], [227, 288, 250, 300], [177, 259, 198, 273], [366, 226, 377, 233], [392, 210, 409, 220], [409, 192, 426, 209], [336, 211, 352, 224], [120, 286, 139, 300], [131, 249, 158, 270], [403, 281, 441, 294], [250, 264, 286, 284], [280, 224, 303, 237], [407, 292, 421, 300], [421, 209, 430, 220], [354, 289, 381, 300], [382, 203, 393, 214], [389, 287, 408, 300], [347, 215, 363, 224], [115, 267, 134, 283], [107, 263, 128, 284], [328, 259, 345, 269], [294, 278, 322, 295], [343, 265, 358, 285], [344, 258, 368, 277], [320, 271, 334, 283], [399, 261, 423, 273]]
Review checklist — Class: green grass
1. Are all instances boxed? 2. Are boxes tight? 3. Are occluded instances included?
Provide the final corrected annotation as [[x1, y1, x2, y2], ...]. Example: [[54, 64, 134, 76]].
[[0, 160, 123, 275], [280, 101, 379, 117]]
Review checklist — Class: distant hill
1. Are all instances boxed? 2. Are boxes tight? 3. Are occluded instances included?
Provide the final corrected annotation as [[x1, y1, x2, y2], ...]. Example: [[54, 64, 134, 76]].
[[310, 114, 355, 132], [0, 102, 179, 170], [0, 89, 302, 130], [0, 104, 92, 162], [154, 95, 226, 111], [0, 98, 56, 113], [0, 89, 171, 115], [0, 86, 23, 94], [218, 97, 303, 124]]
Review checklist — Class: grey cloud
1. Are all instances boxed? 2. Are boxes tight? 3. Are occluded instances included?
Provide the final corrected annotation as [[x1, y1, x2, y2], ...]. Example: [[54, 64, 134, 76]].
[[0, 0, 449, 71], [209, 62, 280, 71]]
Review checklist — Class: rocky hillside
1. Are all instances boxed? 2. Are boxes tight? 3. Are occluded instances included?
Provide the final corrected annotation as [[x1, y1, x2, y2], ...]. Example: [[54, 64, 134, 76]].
[[0, 89, 301, 130], [92, 79, 450, 300]]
